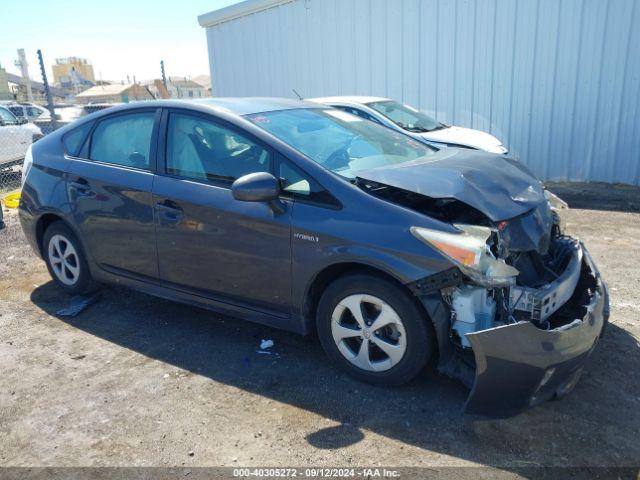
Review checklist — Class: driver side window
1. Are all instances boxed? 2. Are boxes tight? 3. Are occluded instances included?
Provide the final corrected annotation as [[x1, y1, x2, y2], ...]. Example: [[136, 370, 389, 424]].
[[166, 112, 271, 183]]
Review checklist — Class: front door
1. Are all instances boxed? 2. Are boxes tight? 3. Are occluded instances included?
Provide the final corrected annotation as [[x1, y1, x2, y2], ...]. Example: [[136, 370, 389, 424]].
[[153, 110, 292, 316], [67, 109, 159, 281]]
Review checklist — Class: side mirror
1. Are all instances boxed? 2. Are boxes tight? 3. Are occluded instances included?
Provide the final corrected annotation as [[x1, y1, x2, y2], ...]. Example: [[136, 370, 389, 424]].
[[231, 172, 285, 214]]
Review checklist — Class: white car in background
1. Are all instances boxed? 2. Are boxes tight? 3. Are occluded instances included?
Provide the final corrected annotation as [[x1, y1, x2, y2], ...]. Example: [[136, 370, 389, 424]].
[[0, 102, 51, 122], [310, 96, 507, 154], [0, 106, 42, 166]]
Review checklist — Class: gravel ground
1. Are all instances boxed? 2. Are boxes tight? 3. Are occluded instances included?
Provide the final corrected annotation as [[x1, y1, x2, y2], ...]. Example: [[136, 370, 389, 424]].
[[0, 183, 639, 475]]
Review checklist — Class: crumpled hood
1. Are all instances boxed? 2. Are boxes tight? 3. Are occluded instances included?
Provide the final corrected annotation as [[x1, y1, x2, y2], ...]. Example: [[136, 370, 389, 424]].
[[419, 125, 505, 153], [355, 148, 546, 222]]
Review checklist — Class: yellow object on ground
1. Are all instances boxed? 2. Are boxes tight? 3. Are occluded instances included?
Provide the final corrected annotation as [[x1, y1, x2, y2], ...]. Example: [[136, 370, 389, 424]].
[[3, 192, 21, 209]]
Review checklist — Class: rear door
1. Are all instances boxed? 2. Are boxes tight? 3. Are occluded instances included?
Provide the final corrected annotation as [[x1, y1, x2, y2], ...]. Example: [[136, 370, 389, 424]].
[[153, 109, 292, 316], [67, 108, 160, 281]]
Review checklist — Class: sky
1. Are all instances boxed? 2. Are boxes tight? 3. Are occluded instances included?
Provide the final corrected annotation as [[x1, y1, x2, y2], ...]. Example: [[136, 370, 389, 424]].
[[0, 0, 242, 83]]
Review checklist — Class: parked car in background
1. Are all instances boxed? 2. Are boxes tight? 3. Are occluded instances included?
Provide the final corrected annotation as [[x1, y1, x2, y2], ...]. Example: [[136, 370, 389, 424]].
[[20, 98, 607, 418], [0, 106, 42, 166], [310, 96, 508, 154], [0, 101, 51, 122], [54, 103, 120, 126]]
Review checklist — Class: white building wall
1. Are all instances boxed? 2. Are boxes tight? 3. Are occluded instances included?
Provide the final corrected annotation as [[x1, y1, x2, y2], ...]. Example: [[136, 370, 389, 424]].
[[202, 0, 640, 185]]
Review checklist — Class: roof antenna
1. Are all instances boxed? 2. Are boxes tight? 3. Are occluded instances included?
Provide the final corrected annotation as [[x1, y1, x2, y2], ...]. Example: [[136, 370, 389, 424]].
[[292, 89, 303, 100]]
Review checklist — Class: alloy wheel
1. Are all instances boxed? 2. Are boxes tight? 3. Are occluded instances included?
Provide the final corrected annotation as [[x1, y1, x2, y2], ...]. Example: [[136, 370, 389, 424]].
[[331, 294, 407, 372], [48, 234, 80, 286]]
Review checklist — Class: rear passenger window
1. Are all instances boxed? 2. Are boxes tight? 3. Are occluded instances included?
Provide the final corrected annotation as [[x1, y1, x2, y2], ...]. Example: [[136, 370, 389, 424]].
[[63, 122, 92, 157], [166, 112, 271, 183], [90, 112, 155, 169]]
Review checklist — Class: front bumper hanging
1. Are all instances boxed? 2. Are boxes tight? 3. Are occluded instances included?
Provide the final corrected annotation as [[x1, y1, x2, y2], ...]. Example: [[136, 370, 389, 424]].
[[463, 242, 609, 418]]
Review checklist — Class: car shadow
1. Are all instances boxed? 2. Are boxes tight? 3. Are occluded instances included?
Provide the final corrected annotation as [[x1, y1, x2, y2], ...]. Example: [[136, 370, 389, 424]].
[[30, 281, 640, 474]]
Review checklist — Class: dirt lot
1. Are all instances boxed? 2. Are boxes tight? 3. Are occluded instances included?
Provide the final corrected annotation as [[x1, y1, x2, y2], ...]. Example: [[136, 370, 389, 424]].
[[1, 183, 639, 474]]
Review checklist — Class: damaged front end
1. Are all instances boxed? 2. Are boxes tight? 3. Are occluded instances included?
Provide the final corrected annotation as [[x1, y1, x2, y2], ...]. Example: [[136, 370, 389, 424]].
[[430, 203, 608, 418], [362, 177, 608, 417], [460, 239, 608, 417]]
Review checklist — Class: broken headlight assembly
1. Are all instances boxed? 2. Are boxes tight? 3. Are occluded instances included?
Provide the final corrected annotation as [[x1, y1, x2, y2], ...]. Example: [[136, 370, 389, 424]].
[[545, 189, 568, 234], [410, 224, 519, 287], [544, 190, 568, 210]]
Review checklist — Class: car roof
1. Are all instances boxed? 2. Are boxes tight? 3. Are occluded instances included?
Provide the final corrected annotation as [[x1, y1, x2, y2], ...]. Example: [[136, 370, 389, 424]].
[[78, 97, 324, 118], [192, 97, 324, 115], [308, 95, 391, 106]]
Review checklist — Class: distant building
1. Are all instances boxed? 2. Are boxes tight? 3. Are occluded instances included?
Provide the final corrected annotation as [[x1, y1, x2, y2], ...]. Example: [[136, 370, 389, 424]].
[[146, 77, 208, 99], [0, 65, 11, 101], [4, 70, 68, 103], [52, 57, 95, 90], [192, 75, 212, 94], [74, 84, 153, 104]]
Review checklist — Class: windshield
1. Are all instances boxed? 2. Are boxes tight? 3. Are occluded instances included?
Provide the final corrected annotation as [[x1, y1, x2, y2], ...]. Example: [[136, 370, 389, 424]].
[[367, 100, 444, 133], [0, 107, 18, 125], [245, 108, 435, 178]]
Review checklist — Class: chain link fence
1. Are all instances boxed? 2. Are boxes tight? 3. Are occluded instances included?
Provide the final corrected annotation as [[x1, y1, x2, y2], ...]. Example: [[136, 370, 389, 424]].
[[1, 102, 123, 193], [0, 115, 64, 193]]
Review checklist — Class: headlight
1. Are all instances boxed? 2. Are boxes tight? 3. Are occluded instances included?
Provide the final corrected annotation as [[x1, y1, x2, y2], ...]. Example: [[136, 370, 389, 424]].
[[21, 145, 33, 188], [410, 224, 519, 287]]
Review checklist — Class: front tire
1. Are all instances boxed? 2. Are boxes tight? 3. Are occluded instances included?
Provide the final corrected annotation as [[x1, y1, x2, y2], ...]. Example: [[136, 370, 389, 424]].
[[316, 273, 434, 386], [43, 221, 95, 295]]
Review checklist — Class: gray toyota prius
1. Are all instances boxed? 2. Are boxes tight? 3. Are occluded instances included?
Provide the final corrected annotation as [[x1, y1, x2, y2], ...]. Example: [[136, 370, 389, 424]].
[[19, 98, 609, 417]]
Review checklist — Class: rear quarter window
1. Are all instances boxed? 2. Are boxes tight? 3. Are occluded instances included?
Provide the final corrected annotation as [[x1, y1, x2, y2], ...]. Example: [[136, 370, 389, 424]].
[[62, 122, 92, 157]]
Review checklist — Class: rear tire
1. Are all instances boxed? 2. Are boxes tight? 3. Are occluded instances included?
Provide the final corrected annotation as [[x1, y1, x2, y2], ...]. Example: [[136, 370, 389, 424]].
[[316, 273, 433, 386], [43, 221, 96, 295]]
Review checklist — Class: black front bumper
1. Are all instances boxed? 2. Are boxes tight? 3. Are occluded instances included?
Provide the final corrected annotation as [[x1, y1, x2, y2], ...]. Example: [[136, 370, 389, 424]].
[[464, 242, 609, 418]]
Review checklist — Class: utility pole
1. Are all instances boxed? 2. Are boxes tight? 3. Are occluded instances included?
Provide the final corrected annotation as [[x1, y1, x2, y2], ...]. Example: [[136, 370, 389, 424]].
[[15, 49, 33, 102], [160, 60, 167, 89], [37, 49, 56, 128]]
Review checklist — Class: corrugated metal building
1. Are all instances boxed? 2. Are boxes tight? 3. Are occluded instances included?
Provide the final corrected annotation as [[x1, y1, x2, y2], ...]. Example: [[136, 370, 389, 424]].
[[199, 0, 640, 185]]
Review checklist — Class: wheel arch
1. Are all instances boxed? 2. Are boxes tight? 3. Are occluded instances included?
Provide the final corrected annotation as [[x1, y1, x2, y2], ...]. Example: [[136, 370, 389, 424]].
[[35, 213, 84, 259], [302, 262, 434, 338]]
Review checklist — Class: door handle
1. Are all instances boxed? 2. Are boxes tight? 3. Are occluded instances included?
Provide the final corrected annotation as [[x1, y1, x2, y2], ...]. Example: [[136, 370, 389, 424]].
[[156, 200, 183, 223], [69, 178, 92, 195]]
